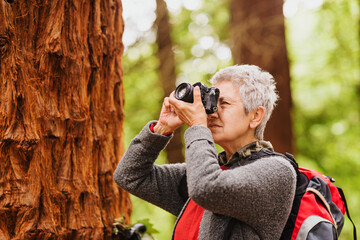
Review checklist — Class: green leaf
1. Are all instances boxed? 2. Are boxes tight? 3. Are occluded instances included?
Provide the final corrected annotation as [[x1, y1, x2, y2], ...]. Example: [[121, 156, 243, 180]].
[[135, 218, 160, 234]]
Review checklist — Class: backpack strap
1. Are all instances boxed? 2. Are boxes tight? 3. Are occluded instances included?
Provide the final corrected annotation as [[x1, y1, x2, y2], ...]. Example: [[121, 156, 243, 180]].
[[337, 187, 357, 240], [246, 149, 299, 172]]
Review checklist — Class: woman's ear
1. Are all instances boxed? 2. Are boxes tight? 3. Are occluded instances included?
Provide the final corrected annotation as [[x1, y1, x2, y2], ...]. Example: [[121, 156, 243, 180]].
[[250, 106, 265, 129]]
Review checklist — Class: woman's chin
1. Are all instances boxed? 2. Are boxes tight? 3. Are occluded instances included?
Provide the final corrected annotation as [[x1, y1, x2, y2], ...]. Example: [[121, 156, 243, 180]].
[[211, 134, 222, 144]]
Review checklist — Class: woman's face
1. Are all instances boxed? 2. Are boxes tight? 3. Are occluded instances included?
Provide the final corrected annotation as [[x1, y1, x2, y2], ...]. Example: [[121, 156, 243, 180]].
[[207, 81, 256, 153]]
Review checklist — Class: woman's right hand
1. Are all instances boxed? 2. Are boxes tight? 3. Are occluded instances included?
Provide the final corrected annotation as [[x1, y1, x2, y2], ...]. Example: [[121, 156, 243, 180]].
[[154, 93, 184, 135]]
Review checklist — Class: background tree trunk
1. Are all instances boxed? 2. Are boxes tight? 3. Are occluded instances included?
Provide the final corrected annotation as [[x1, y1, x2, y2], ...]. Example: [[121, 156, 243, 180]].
[[155, 0, 185, 164], [0, 1, 130, 239], [230, 0, 294, 154]]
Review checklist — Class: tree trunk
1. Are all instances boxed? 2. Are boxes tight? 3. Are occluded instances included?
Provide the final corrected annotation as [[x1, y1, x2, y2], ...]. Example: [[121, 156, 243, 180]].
[[0, 1, 130, 239], [230, 0, 294, 154], [155, 0, 185, 163]]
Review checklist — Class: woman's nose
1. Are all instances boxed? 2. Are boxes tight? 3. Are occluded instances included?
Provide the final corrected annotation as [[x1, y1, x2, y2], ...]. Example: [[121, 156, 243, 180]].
[[207, 111, 218, 119]]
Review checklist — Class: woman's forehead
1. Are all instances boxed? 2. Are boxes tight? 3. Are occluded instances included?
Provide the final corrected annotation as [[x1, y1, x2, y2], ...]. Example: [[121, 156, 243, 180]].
[[214, 81, 240, 98]]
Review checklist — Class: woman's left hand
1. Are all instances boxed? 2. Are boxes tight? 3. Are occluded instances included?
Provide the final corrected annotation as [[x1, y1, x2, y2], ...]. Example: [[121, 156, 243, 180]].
[[168, 86, 208, 127]]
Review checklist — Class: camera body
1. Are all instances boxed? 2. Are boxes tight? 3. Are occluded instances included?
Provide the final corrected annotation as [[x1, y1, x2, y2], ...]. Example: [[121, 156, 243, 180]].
[[174, 82, 220, 114]]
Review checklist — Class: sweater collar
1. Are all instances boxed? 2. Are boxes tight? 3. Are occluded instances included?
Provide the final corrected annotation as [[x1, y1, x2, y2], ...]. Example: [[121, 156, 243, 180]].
[[218, 140, 274, 167]]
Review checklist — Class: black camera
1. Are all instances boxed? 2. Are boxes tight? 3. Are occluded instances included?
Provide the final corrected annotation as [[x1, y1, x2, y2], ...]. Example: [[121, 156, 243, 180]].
[[174, 82, 220, 114]]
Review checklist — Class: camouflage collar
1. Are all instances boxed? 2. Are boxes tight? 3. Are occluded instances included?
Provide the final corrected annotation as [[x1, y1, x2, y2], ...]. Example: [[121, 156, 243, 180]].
[[218, 141, 274, 166]]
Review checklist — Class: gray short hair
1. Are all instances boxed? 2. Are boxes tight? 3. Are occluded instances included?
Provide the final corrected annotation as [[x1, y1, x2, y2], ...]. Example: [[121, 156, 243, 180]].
[[209, 65, 279, 140]]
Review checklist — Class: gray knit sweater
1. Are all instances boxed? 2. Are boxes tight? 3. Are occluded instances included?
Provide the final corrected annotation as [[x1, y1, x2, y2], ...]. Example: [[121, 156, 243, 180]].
[[113, 121, 297, 240]]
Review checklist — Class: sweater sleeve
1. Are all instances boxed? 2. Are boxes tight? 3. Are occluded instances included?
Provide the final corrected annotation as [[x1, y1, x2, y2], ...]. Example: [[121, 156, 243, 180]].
[[184, 125, 297, 239], [113, 121, 187, 216]]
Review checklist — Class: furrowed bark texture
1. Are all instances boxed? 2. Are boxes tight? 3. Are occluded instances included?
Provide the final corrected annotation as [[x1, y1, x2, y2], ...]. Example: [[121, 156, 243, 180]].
[[0, 1, 131, 239], [230, 0, 294, 154], [155, 0, 185, 164]]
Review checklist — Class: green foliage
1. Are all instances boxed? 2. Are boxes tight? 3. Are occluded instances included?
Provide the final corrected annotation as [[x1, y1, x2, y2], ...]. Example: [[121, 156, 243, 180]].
[[123, 42, 164, 143], [113, 215, 130, 236], [112, 215, 159, 239], [286, 0, 360, 238], [135, 218, 160, 235], [169, 0, 233, 85]]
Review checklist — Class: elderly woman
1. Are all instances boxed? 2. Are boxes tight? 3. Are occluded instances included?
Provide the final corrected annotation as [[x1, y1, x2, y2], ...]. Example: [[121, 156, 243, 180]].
[[114, 65, 296, 240]]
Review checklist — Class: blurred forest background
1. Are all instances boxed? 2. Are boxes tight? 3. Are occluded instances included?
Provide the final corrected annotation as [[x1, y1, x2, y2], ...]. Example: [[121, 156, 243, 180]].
[[121, 0, 359, 239]]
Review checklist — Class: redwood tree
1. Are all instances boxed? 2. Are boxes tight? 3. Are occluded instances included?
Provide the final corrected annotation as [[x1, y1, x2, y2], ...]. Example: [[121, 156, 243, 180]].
[[0, 1, 130, 239], [155, 0, 185, 164], [230, 0, 294, 153]]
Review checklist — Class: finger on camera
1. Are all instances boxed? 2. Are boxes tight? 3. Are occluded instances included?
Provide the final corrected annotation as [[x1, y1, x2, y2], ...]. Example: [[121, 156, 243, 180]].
[[164, 97, 171, 106], [168, 94, 182, 107], [193, 86, 202, 103]]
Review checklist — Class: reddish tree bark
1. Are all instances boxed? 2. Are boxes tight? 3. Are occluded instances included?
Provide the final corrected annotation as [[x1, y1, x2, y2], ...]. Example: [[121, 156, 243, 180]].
[[230, 0, 294, 154], [0, 1, 130, 239], [155, 0, 185, 163]]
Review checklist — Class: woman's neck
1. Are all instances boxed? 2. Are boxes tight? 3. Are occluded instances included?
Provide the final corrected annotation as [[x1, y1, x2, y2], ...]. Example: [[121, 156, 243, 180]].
[[223, 137, 259, 159]]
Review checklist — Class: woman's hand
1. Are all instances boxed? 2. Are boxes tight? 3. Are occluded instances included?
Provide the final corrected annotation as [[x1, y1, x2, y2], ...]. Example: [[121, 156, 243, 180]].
[[168, 86, 208, 127], [154, 94, 184, 135]]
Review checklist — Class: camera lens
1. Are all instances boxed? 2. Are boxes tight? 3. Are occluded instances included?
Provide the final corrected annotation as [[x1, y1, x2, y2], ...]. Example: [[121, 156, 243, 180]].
[[177, 87, 187, 99], [175, 83, 194, 103]]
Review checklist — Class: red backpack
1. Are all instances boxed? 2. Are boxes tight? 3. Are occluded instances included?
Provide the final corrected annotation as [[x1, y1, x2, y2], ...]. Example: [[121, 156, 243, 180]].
[[223, 150, 357, 240]]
